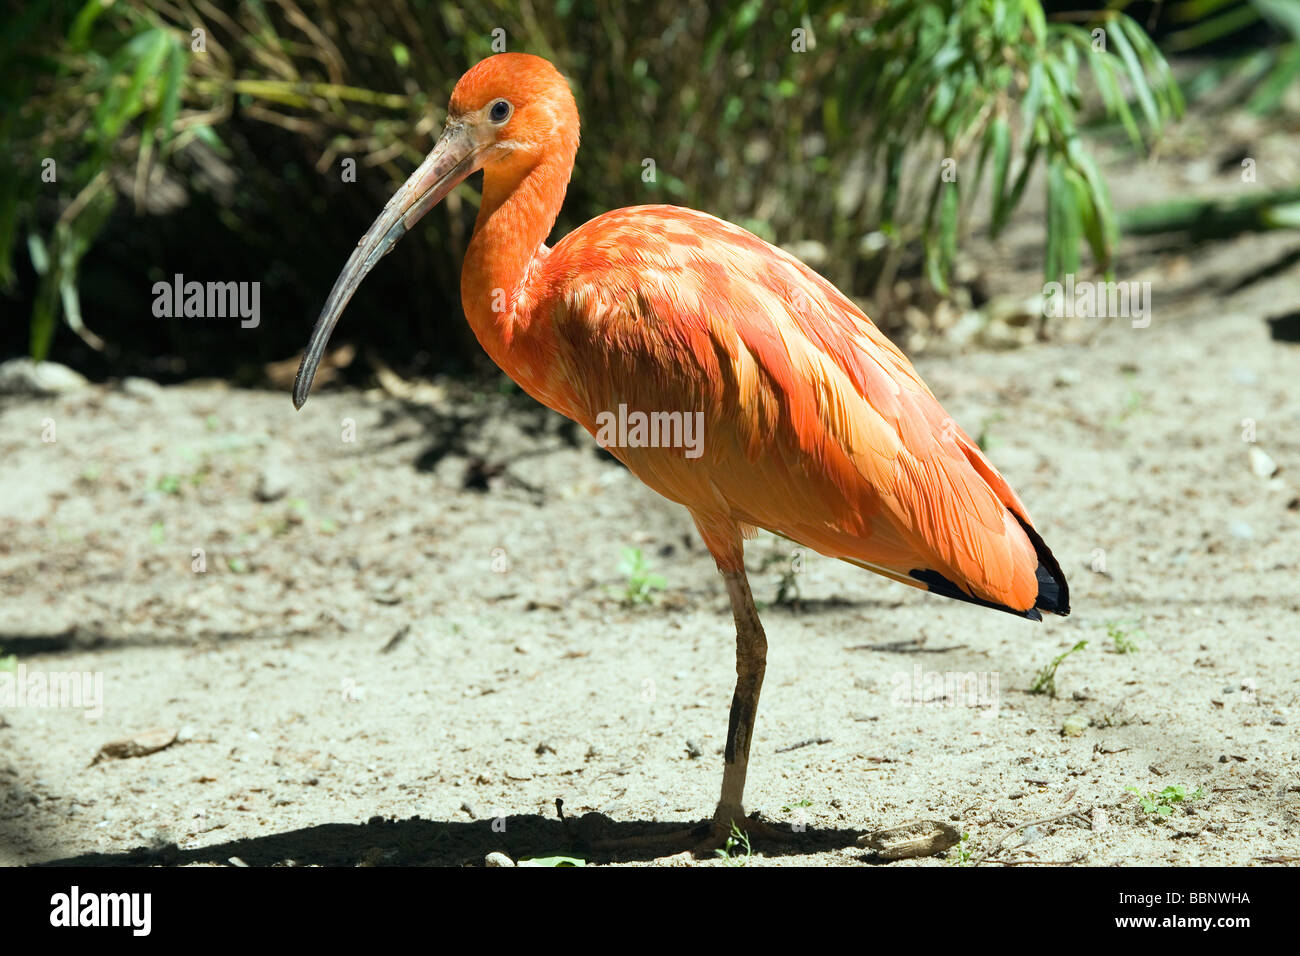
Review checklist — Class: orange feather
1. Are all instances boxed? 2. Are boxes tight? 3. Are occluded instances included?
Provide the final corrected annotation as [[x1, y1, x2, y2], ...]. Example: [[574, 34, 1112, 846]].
[[441, 55, 1067, 618]]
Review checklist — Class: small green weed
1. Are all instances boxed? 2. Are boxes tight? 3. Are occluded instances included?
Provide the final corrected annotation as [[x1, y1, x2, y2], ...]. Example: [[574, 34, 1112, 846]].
[[1127, 784, 1204, 818], [618, 547, 666, 605], [1029, 640, 1088, 697]]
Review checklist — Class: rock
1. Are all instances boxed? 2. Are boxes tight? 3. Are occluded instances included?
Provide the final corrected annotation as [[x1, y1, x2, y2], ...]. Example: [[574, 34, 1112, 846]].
[[485, 852, 515, 867], [256, 461, 293, 502], [857, 819, 961, 859], [120, 377, 163, 400], [1091, 808, 1110, 833], [1061, 715, 1089, 737], [92, 727, 178, 764], [0, 358, 89, 395], [945, 310, 987, 348], [1054, 367, 1083, 388], [1248, 446, 1278, 479]]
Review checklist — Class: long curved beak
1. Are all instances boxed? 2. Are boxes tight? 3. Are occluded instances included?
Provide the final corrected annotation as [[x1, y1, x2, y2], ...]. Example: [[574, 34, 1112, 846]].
[[292, 123, 484, 410]]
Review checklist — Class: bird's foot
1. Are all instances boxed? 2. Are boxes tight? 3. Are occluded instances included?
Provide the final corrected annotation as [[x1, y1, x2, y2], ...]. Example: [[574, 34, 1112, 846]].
[[693, 805, 791, 856], [588, 805, 792, 859]]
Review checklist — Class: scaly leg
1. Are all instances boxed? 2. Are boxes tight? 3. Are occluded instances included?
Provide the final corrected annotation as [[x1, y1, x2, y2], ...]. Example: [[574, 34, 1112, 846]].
[[590, 564, 787, 856], [696, 567, 787, 850]]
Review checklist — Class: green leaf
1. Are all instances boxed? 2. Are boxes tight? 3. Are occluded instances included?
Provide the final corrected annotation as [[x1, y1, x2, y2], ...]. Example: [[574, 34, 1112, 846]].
[[26, 232, 49, 275], [939, 179, 959, 280], [1020, 61, 1046, 152], [1107, 20, 1159, 130], [158, 41, 186, 147], [987, 115, 1011, 232], [1086, 46, 1142, 150], [69, 0, 110, 51], [1248, 43, 1300, 114]]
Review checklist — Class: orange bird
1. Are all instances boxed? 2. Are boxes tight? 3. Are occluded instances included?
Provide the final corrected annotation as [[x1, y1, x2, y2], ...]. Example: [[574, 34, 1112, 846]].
[[294, 53, 1069, 850]]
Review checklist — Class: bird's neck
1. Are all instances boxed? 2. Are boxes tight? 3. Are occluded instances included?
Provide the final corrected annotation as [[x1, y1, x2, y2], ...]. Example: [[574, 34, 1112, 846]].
[[460, 154, 570, 376]]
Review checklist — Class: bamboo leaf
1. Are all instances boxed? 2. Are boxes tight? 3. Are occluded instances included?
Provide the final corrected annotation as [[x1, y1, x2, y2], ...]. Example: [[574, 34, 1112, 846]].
[[1106, 20, 1159, 131], [988, 115, 1011, 233]]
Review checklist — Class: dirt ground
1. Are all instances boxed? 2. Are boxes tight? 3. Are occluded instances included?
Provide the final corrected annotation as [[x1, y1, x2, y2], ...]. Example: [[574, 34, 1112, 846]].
[[2, 125, 1299, 867]]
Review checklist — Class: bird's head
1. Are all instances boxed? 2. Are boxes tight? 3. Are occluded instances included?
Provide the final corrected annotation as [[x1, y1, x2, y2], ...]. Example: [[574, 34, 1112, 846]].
[[292, 53, 578, 409]]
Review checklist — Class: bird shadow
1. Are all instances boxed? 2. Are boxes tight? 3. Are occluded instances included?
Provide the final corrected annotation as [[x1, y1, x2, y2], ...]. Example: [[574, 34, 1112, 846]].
[[30, 812, 866, 867], [372, 392, 583, 478]]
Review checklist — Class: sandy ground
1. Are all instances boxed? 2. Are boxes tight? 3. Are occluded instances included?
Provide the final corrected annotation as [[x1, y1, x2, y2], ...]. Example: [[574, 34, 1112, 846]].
[[3, 141, 1300, 867]]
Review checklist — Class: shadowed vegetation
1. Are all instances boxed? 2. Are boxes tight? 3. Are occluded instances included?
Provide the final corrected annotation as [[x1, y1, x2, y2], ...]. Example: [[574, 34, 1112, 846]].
[[0, 0, 1200, 380]]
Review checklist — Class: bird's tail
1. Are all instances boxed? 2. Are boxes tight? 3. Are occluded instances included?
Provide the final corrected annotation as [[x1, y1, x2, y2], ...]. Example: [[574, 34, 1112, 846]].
[[951, 433, 1070, 619], [1013, 514, 1070, 618]]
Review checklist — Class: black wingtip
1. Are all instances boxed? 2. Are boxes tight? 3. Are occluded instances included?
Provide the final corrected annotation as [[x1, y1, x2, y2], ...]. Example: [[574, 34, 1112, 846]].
[[1015, 515, 1070, 617], [908, 568, 1044, 620], [907, 517, 1069, 620]]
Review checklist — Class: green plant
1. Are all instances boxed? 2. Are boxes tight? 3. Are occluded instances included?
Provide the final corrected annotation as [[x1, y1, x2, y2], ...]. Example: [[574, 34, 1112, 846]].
[[1127, 784, 1205, 818], [3, 0, 1181, 366], [714, 821, 753, 866], [1029, 639, 1088, 696], [618, 547, 666, 605], [782, 797, 813, 812], [1107, 621, 1143, 654], [947, 831, 974, 865], [3, 1, 191, 359], [155, 465, 209, 495], [1105, 383, 1146, 430], [758, 546, 802, 606], [1157, 0, 1300, 114], [848, 2, 1181, 292], [0, 650, 16, 672], [774, 567, 801, 607]]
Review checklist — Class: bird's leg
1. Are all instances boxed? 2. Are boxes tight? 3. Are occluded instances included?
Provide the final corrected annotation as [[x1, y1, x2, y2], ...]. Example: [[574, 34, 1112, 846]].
[[587, 564, 787, 858], [694, 567, 788, 851], [714, 568, 766, 822]]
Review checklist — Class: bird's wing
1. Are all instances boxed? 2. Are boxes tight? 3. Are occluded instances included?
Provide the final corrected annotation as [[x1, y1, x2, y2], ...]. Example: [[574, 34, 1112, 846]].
[[536, 205, 1052, 614]]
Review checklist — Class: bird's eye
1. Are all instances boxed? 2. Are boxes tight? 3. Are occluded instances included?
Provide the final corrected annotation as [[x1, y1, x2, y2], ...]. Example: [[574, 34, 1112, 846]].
[[488, 99, 512, 123]]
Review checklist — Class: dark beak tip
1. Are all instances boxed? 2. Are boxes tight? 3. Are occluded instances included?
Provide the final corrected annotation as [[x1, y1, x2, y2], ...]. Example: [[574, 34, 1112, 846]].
[[291, 368, 312, 410]]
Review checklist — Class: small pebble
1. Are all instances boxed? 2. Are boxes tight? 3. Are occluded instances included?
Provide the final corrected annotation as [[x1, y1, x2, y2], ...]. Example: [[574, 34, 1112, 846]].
[[1248, 447, 1277, 479], [120, 377, 163, 400], [256, 462, 293, 502], [0, 358, 89, 394], [1228, 520, 1254, 541], [1061, 715, 1088, 737]]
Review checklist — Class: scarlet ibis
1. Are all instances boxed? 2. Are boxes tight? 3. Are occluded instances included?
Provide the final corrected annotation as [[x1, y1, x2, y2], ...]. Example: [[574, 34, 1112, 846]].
[[293, 53, 1069, 851]]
